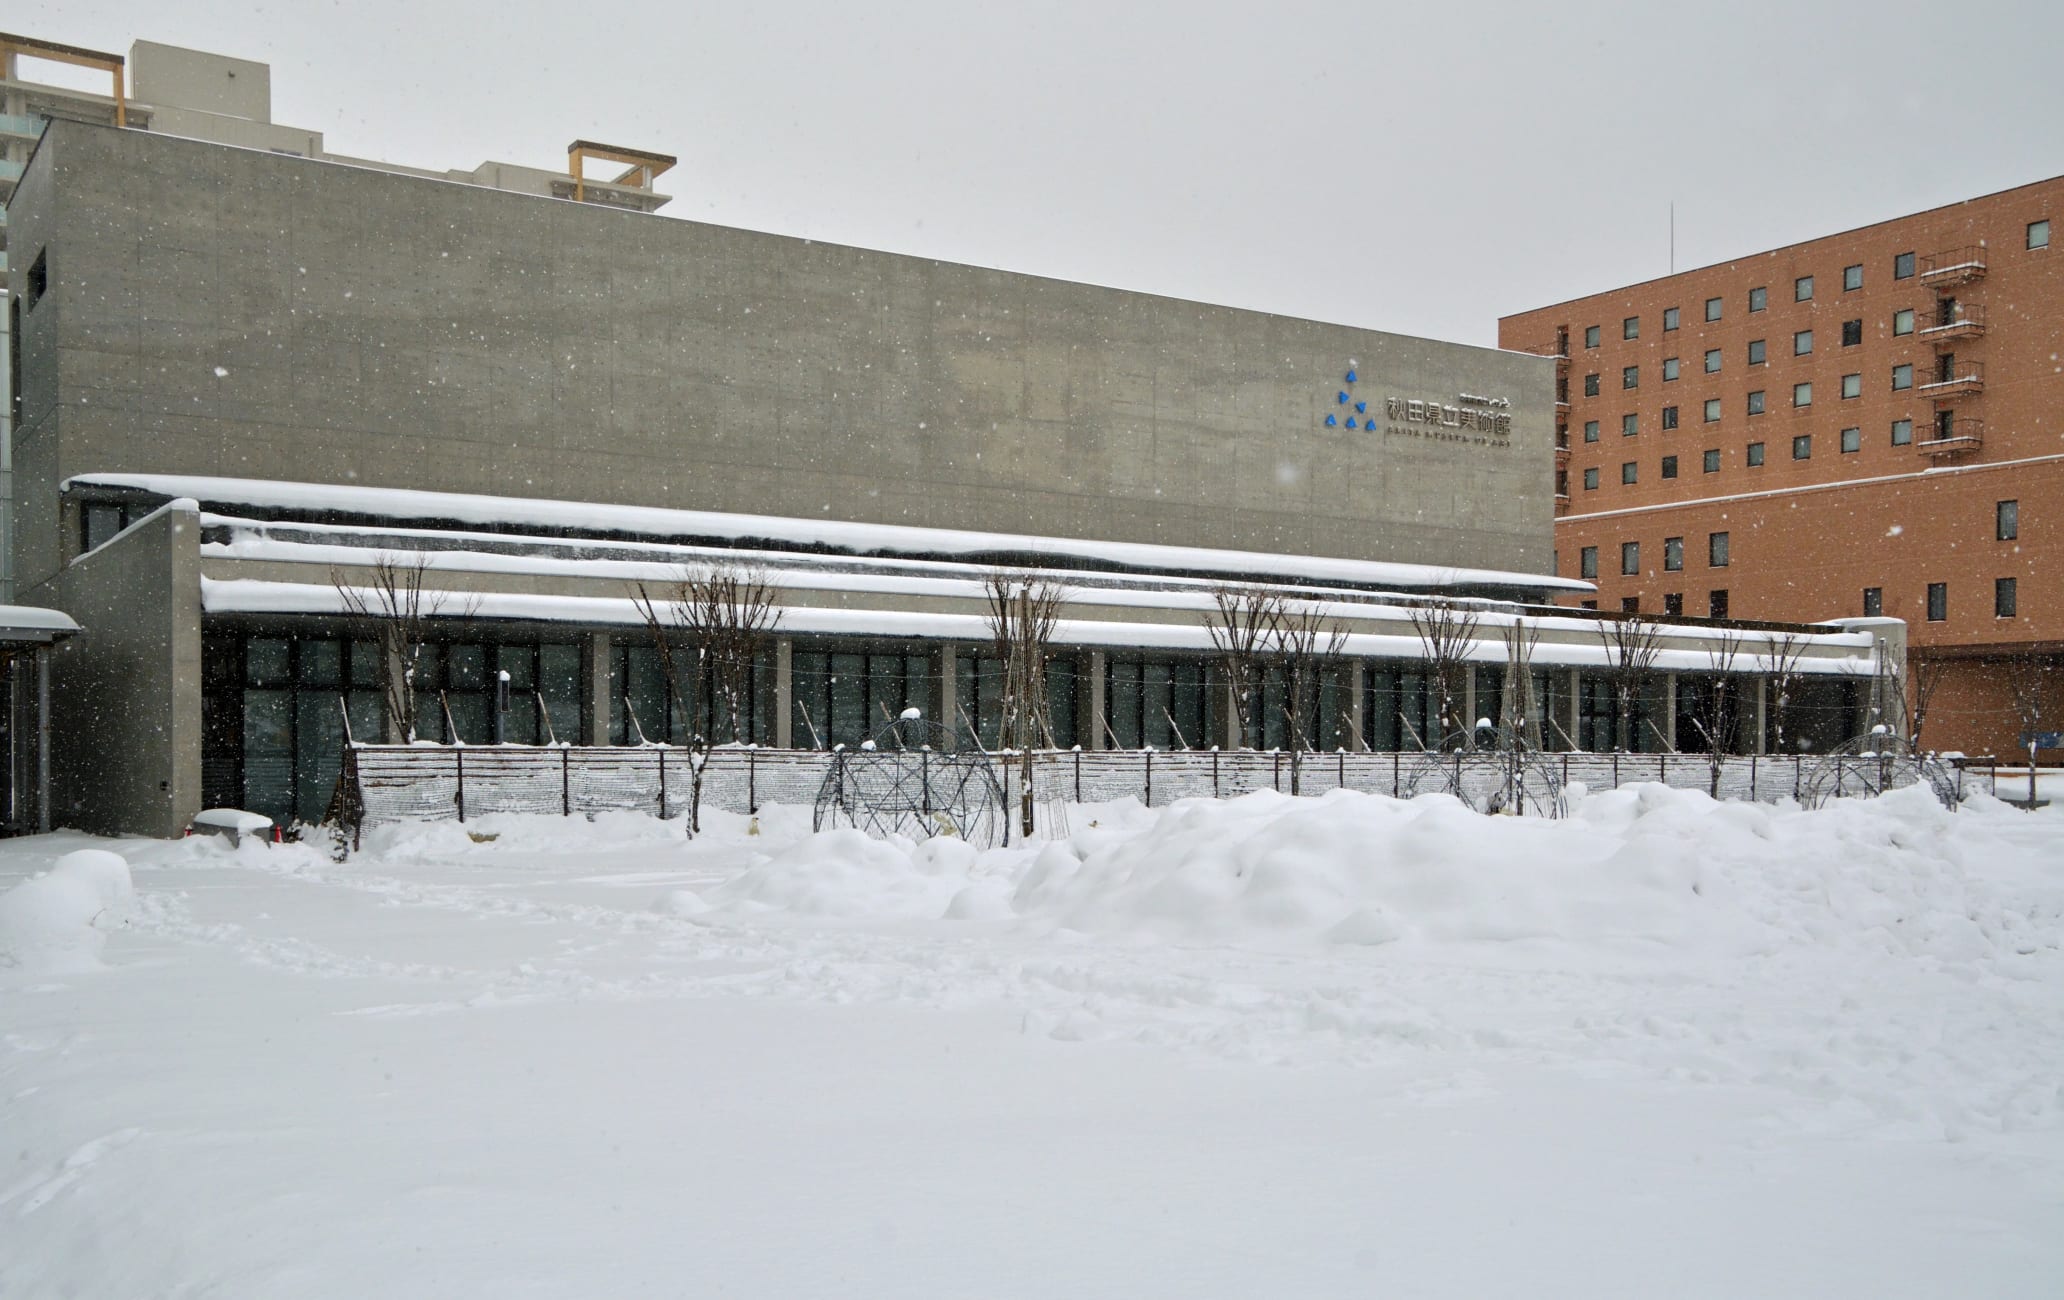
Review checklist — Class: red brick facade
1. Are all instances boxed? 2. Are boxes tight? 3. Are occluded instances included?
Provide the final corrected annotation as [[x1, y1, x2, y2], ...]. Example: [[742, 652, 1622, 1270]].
[[1501, 176, 2063, 756]]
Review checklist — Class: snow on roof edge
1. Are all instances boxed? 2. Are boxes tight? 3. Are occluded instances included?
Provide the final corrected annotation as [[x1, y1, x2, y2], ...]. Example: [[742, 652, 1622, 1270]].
[[75, 473, 1589, 595], [199, 579, 1870, 676]]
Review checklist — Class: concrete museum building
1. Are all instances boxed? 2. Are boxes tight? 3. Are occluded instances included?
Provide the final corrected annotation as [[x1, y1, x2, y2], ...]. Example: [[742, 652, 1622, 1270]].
[[6, 40, 1888, 836]]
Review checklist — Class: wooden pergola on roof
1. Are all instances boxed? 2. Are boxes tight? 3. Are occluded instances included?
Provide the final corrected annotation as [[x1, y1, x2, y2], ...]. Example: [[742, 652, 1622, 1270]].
[[0, 32, 127, 126], [567, 139, 675, 202]]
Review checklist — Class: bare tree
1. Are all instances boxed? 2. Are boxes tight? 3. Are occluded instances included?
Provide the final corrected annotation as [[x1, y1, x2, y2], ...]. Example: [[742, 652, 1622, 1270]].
[[1498, 620, 1544, 749], [1693, 629, 1747, 796], [2007, 651, 2056, 806], [1595, 612, 1665, 753], [333, 553, 477, 743], [679, 564, 781, 745], [1268, 602, 1349, 791], [629, 561, 782, 835], [1409, 598, 1483, 749], [1761, 632, 1811, 754], [1908, 653, 1950, 752], [1206, 584, 1284, 748], [983, 573, 1068, 836]]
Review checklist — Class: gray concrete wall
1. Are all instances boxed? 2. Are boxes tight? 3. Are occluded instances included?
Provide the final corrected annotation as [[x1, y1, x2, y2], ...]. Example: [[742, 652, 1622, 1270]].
[[14, 120, 1555, 595], [31, 502, 204, 836]]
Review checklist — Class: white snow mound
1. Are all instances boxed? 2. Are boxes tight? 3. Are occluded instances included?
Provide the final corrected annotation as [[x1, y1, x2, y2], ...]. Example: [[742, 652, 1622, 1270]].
[[0, 849, 135, 972]]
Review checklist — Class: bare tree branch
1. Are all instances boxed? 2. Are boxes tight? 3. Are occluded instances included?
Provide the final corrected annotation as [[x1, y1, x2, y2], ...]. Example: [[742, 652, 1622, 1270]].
[[1761, 632, 1810, 754], [1205, 584, 1283, 748], [1595, 611, 1665, 753], [983, 573, 1068, 836], [1409, 598, 1482, 749], [1499, 620, 1543, 750], [333, 553, 478, 743], [1270, 601, 1349, 761]]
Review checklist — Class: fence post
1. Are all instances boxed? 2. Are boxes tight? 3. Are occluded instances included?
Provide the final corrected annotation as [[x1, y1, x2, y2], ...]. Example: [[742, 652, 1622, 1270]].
[[1338, 751, 1345, 789], [1074, 749, 1082, 803], [561, 747, 571, 817], [455, 748, 466, 822], [1393, 752, 1401, 799], [749, 750, 758, 814], [1144, 750, 1153, 808], [1750, 753, 1757, 801], [1212, 749, 1220, 798], [658, 748, 668, 819]]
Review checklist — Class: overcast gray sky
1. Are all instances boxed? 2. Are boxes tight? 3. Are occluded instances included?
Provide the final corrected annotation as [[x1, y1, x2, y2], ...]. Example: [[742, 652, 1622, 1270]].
[[19, 1, 2064, 346]]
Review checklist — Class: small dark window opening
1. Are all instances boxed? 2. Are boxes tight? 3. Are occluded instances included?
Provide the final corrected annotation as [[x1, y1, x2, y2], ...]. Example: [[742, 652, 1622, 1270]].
[[1862, 587, 1882, 617], [25, 250, 49, 310]]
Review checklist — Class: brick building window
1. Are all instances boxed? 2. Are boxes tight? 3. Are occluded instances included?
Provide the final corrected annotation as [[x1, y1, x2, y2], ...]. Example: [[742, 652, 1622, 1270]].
[[1703, 448, 1721, 472], [1794, 329, 1813, 355], [1706, 297, 1723, 322], [1998, 499, 2018, 540], [1621, 596, 1640, 613], [1843, 264, 1863, 291], [1662, 405, 1679, 430], [1842, 319, 1862, 346], [1664, 306, 1680, 331], [1623, 413, 1639, 436], [1664, 592, 1684, 615], [1748, 286, 1767, 312], [1703, 398, 1721, 422], [1623, 365, 1639, 390], [1926, 582, 1947, 621], [1894, 251, 1915, 279], [1893, 309, 1915, 335], [1661, 455, 1678, 478], [1584, 420, 1600, 442], [1709, 532, 1730, 567], [2030, 220, 2051, 250], [1863, 587, 1882, 616], [1621, 541, 1640, 575], [1892, 364, 1913, 391], [1746, 441, 1765, 466], [1793, 382, 1812, 408], [1663, 357, 1680, 381], [1841, 373, 1861, 398], [1996, 577, 2018, 618], [1793, 434, 1812, 459], [1584, 467, 1600, 490], [1580, 546, 1598, 579], [1705, 349, 1722, 374], [1664, 536, 1684, 571], [1586, 324, 1602, 348], [1623, 316, 1639, 340], [1795, 275, 1814, 302], [1840, 427, 1861, 453], [1747, 390, 1766, 415], [1748, 339, 1766, 365], [1709, 589, 1729, 619], [1621, 461, 1638, 485], [1585, 372, 1601, 396], [1891, 418, 1912, 446]]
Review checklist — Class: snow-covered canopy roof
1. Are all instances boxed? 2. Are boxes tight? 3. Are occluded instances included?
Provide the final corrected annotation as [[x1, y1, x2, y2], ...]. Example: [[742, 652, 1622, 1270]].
[[68, 472, 1591, 597], [0, 605, 82, 642]]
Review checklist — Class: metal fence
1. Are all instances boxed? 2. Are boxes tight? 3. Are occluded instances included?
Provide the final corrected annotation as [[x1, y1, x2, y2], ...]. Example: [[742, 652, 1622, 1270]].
[[345, 744, 1962, 831]]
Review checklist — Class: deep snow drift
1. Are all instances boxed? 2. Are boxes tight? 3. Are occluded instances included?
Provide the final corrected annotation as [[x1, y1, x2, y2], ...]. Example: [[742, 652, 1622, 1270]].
[[3, 785, 2060, 1298]]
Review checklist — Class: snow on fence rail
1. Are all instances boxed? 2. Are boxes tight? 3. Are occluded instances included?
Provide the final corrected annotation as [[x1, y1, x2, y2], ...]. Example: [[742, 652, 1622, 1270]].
[[343, 745, 1959, 831]]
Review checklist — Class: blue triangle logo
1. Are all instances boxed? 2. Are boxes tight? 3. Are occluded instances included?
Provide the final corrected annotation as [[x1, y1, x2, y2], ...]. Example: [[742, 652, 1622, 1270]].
[[1324, 413, 1337, 427]]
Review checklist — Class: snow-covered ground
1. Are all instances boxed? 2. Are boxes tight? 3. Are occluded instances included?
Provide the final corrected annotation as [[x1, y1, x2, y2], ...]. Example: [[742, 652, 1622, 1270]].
[[3, 785, 2061, 1298]]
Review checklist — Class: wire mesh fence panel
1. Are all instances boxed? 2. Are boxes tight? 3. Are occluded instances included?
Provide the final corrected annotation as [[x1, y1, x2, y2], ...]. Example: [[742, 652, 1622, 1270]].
[[348, 745, 1945, 833]]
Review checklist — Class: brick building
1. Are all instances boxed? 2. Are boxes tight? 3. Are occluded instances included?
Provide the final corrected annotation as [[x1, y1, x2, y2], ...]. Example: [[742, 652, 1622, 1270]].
[[1501, 176, 2063, 757]]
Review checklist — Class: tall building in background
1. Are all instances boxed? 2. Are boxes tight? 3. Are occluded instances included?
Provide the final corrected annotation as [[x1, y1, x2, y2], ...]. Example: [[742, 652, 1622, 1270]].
[[1501, 177, 2062, 756], [0, 30, 673, 600]]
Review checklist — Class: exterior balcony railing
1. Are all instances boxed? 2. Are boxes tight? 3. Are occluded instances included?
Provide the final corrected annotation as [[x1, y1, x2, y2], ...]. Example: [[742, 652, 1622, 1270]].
[[1917, 418, 1984, 458], [1919, 244, 1987, 286], [1918, 358, 1984, 398], [1920, 301, 1987, 342]]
